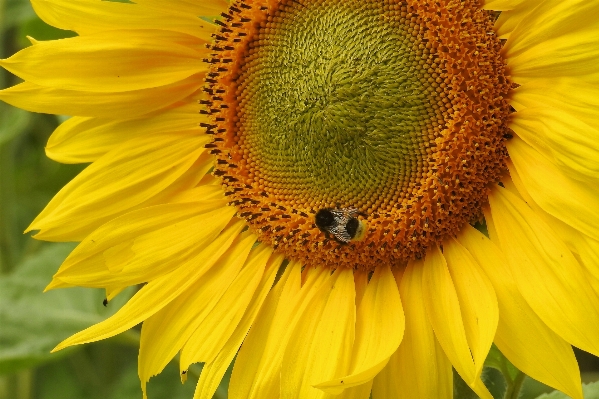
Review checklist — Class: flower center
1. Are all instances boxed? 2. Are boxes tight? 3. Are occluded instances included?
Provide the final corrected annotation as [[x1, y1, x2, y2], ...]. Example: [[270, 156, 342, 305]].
[[236, 1, 434, 212], [204, 0, 511, 270]]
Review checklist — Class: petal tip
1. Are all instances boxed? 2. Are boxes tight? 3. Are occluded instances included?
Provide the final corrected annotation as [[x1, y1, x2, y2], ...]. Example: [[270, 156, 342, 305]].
[[44, 278, 65, 292], [50, 342, 67, 353]]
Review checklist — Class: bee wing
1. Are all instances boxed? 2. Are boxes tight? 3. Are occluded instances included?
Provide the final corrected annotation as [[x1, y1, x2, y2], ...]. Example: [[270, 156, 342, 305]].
[[344, 207, 359, 218], [330, 209, 348, 220], [329, 224, 352, 243]]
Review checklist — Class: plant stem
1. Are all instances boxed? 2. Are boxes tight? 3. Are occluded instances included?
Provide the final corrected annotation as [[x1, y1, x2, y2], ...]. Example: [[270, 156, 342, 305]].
[[503, 370, 525, 399]]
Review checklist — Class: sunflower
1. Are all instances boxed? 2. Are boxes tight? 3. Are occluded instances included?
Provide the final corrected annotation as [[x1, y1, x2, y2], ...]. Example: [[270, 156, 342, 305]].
[[2, 0, 599, 397]]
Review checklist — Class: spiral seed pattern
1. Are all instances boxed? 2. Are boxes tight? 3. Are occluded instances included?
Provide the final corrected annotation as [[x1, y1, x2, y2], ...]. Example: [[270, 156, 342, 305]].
[[203, 0, 512, 270]]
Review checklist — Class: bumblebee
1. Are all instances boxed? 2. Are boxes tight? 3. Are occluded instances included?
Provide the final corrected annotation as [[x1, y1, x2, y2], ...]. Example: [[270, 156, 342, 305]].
[[315, 207, 367, 244]]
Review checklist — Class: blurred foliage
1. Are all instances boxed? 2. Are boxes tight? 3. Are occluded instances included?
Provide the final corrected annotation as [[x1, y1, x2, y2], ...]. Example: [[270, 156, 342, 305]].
[[536, 382, 599, 399], [1, 1, 599, 399]]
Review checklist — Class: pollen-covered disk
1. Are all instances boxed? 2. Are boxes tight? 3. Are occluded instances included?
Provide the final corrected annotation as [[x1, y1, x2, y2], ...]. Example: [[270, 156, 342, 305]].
[[203, 0, 512, 270]]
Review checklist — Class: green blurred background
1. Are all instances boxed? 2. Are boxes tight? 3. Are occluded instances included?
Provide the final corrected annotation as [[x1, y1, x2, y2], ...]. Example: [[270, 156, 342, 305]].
[[0, 1, 598, 398]]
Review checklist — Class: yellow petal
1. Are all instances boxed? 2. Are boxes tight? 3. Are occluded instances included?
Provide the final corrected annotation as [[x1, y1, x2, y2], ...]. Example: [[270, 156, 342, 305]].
[[443, 237, 498, 376], [494, 1, 538, 39], [105, 285, 127, 302], [421, 246, 476, 383], [483, 0, 526, 11], [353, 269, 369, 308], [0, 30, 205, 92], [504, 0, 599, 58], [164, 180, 224, 205], [281, 268, 356, 399], [134, 152, 216, 208], [469, 376, 497, 398], [179, 243, 273, 369], [0, 76, 203, 119], [43, 276, 72, 291], [31, 0, 214, 41], [507, 164, 599, 282], [134, 0, 227, 17], [488, 185, 599, 357], [509, 107, 599, 181], [51, 220, 245, 352], [138, 232, 257, 397], [508, 162, 599, 282], [46, 102, 205, 164], [510, 78, 599, 128], [507, 136, 599, 242], [504, 0, 599, 83], [457, 224, 583, 399], [372, 260, 453, 399], [28, 133, 209, 241], [229, 263, 329, 399], [192, 251, 285, 399], [314, 266, 404, 395], [53, 202, 233, 288]]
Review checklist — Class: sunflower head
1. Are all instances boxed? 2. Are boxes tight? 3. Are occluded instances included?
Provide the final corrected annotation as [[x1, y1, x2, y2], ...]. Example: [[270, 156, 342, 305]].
[[205, 0, 512, 269], [2, 0, 599, 398]]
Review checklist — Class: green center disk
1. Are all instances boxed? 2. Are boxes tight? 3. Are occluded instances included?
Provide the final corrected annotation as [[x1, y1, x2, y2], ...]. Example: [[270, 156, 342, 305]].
[[235, 0, 437, 210]]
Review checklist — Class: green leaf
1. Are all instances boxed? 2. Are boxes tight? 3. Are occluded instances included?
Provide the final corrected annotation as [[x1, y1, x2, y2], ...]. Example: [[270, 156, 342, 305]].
[[484, 344, 521, 382], [534, 381, 599, 399], [0, 243, 134, 374]]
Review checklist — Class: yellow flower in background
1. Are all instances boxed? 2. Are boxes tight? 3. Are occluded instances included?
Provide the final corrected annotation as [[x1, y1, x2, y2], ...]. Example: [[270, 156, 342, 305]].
[[1, 0, 599, 398]]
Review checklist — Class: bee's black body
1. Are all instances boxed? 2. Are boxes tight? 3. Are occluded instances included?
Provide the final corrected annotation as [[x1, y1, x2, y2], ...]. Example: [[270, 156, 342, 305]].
[[315, 207, 366, 244]]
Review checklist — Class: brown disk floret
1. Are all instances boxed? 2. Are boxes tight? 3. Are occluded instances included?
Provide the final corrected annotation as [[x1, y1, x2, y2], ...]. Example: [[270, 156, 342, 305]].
[[202, 0, 511, 270]]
